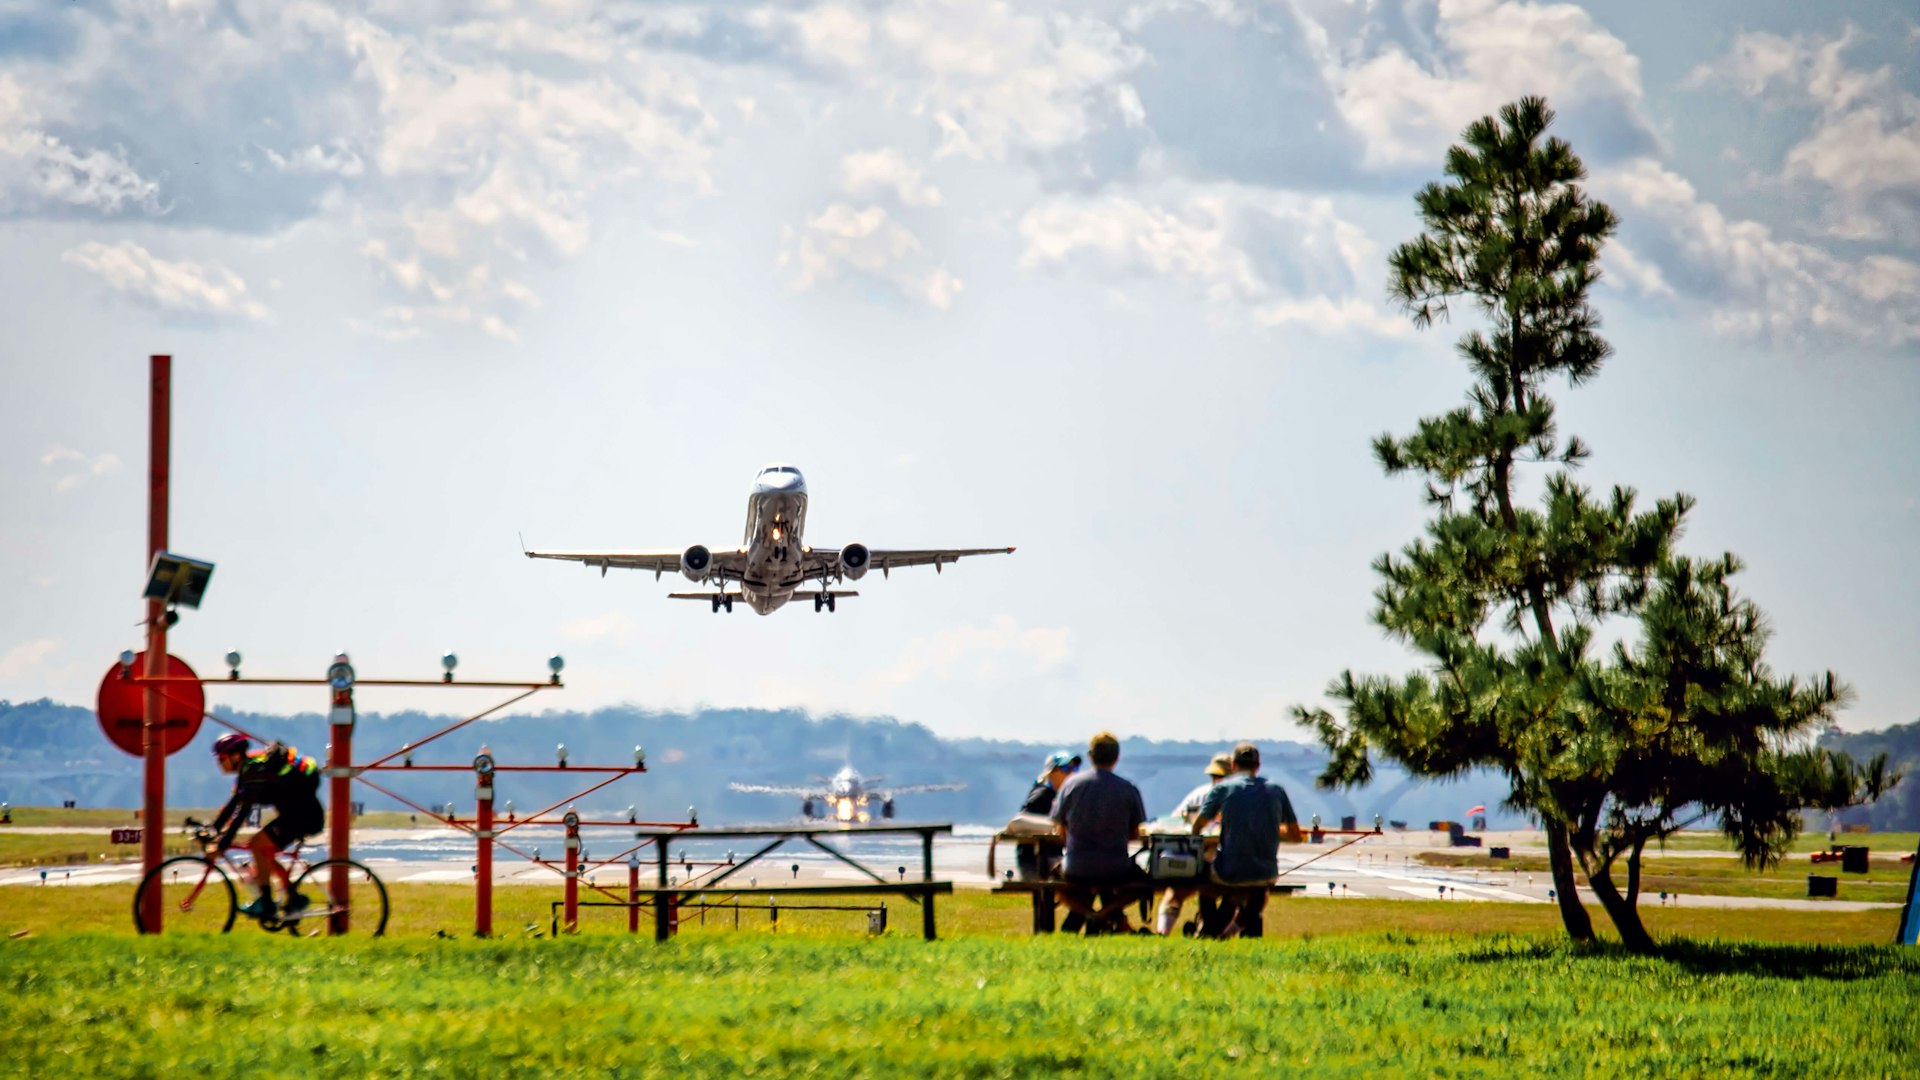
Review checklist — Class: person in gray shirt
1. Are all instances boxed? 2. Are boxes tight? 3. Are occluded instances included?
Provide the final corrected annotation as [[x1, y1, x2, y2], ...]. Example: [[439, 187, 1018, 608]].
[[1191, 741, 1302, 938], [1050, 730, 1149, 933]]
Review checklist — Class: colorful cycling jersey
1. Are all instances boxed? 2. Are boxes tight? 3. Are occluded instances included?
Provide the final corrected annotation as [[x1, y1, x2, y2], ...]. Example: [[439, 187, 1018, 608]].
[[212, 743, 321, 845]]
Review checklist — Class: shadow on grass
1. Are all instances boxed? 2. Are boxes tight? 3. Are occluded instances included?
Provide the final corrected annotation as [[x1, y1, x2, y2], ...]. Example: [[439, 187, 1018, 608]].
[[1457, 936, 1920, 982]]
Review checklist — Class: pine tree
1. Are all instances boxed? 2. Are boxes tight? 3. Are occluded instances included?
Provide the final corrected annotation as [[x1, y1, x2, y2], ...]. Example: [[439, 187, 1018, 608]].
[[1300, 97, 1897, 950]]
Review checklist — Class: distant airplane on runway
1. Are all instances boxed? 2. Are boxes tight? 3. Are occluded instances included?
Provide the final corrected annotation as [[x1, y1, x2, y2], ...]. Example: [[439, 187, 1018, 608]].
[[524, 463, 1014, 614], [729, 765, 966, 822]]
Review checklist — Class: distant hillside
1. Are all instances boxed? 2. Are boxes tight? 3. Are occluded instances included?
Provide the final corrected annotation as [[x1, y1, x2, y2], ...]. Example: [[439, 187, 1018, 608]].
[[1821, 720, 1920, 832], [2, 697, 1522, 830]]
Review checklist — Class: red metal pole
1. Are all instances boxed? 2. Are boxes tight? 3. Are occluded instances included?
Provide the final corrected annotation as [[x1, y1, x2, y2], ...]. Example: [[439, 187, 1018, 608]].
[[563, 810, 580, 932], [138, 355, 169, 934], [628, 859, 639, 934], [475, 758, 494, 937], [327, 670, 354, 933]]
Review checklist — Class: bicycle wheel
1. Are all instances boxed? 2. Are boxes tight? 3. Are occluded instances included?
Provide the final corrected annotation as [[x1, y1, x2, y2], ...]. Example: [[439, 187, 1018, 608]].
[[133, 856, 237, 935], [288, 859, 389, 936]]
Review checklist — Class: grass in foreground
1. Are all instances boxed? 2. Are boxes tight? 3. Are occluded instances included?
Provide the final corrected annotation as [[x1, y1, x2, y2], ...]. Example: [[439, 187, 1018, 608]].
[[2, 928, 1914, 1078]]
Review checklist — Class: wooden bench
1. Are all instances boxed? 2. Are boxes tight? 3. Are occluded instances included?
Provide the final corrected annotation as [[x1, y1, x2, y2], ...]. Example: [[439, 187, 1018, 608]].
[[629, 881, 955, 939], [991, 876, 1306, 934]]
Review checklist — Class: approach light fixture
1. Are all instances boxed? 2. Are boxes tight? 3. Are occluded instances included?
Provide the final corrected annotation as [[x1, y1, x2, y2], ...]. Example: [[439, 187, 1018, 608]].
[[142, 551, 215, 609], [442, 652, 458, 682], [118, 650, 136, 675], [327, 653, 355, 689], [688, 806, 698, 826], [548, 655, 564, 684], [555, 743, 568, 768], [633, 745, 645, 767], [225, 650, 242, 680]]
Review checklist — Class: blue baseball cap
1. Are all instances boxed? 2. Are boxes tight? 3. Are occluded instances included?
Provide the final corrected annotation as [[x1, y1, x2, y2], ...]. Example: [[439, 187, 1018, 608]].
[[1041, 751, 1081, 777]]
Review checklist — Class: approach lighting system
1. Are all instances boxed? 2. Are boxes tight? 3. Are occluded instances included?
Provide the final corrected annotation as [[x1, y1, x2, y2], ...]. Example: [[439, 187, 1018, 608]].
[[633, 745, 646, 767], [442, 652, 459, 682], [142, 551, 215, 609], [118, 650, 136, 674], [548, 655, 565, 684], [556, 743, 568, 768], [327, 653, 355, 688], [224, 650, 242, 680]]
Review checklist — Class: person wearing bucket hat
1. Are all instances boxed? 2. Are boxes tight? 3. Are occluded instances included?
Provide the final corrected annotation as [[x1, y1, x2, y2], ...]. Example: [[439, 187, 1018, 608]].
[[1021, 751, 1082, 816]]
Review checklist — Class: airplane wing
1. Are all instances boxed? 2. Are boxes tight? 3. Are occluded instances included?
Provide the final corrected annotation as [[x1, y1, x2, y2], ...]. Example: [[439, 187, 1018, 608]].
[[878, 781, 968, 796], [524, 545, 747, 581], [728, 782, 820, 797], [805, 547, 1015, 578]]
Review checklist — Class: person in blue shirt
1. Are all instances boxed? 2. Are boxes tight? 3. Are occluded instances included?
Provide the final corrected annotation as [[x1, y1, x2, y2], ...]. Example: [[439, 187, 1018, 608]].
[[1190, 741, 1301, 938], [1050, 730, 1149, 934]]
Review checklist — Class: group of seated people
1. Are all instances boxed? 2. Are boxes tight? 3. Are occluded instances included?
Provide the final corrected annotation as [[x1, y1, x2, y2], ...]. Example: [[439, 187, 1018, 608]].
[[1012, 731, 1303, 937]]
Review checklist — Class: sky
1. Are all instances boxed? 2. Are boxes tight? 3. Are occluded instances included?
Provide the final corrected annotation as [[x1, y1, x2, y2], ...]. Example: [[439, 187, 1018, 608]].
[[2, 0, 1917, 747]]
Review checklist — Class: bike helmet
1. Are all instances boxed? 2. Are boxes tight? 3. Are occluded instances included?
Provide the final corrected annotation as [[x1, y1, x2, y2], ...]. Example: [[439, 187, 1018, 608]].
[[212, 733, 249, 757]]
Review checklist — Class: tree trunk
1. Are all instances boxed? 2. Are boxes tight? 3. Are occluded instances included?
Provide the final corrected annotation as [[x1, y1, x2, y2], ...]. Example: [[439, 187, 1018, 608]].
[[1544, 819, 1595, 942], [1579, 845, 1655, 953]]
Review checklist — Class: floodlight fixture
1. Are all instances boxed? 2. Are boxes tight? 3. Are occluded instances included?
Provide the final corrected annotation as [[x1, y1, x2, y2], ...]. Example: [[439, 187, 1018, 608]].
[[142, 551, 215, 609]]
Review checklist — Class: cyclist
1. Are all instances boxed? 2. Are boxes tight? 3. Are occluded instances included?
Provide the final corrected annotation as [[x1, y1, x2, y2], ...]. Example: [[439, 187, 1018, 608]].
[[209, 733, 324, 920]]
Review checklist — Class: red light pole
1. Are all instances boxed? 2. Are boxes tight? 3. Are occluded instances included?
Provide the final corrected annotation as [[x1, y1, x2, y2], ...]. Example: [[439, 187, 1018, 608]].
[[325, 654, 356, 933], [474, 752, 495, 936], [139, 355, 170, 933]]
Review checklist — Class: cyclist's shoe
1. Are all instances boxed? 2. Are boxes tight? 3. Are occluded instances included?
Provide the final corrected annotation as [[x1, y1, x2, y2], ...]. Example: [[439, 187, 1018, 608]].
[[237, 895, 278, 920], [280, 891, 311, 919]]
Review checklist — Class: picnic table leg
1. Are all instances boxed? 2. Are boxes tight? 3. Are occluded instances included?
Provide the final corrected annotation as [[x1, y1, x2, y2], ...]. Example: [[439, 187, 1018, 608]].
[[1033, 887, 1056, 933]]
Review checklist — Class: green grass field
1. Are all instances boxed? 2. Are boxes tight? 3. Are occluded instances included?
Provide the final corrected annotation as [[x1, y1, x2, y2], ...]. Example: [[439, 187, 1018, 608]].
[[1416, 850, 1916, 901], [2, 884, 1913, 1076]]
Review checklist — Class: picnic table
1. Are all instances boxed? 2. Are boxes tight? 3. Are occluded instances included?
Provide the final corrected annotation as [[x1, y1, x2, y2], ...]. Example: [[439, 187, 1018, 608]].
[[629, 823, 954, 941]]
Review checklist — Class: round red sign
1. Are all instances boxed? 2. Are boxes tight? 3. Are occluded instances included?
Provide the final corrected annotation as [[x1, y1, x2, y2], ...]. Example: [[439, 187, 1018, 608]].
[[96, 652, 205, 757]]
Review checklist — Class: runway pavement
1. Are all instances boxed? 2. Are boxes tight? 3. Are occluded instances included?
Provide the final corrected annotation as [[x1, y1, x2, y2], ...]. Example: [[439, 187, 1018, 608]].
[[0, 826, 1902, 913]]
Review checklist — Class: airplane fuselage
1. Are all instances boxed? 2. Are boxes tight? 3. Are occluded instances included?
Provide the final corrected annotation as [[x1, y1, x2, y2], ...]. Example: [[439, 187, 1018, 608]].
[[738, 464, 811, 614]]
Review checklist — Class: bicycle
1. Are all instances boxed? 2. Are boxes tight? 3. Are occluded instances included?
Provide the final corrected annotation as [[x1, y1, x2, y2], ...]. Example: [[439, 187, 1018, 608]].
[[132, 817, 389, 936]]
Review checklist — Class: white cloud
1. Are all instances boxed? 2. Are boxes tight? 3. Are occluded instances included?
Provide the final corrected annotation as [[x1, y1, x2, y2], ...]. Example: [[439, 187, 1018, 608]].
[[61, 241, 270, 321], [779, 0, 1146, 160], [1690, 29, 1920, 243], [781, 202, 963, 309], [1018, 184, 1402, 335], [838, 148, 943, 208], [263, 140, 365, 178], [0, 75, 161, 214], [0, 639, 59, 680], [559, 611, 637, 642], [1289, 0, 1649, 169], [39, 444, 124, 494], [1598, 158, 1920, 345], [867, 615, 1072, 690]]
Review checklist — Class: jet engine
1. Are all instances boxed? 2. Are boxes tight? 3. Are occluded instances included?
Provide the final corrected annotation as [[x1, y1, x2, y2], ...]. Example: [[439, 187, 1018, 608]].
[[802, 798, 817, 819], [681, 545, 713, 581], [881, 798, 895, 820], [839, 543, 871, 581]]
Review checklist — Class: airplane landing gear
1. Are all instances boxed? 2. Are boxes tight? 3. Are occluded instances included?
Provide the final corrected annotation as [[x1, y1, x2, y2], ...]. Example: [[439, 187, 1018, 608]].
[[711, 594, 733, 614], [814, 593, 836, 613]]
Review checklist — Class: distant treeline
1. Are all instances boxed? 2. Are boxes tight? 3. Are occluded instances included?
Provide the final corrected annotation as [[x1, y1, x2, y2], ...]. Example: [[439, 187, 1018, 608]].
[[1821, 720, 1920, 832], [8, 696, 1871, 831]]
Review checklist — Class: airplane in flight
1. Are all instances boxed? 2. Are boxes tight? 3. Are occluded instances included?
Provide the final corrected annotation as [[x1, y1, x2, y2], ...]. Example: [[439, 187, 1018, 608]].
[[523, 463, 1014, 613], [729, 765, 967, 823]]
